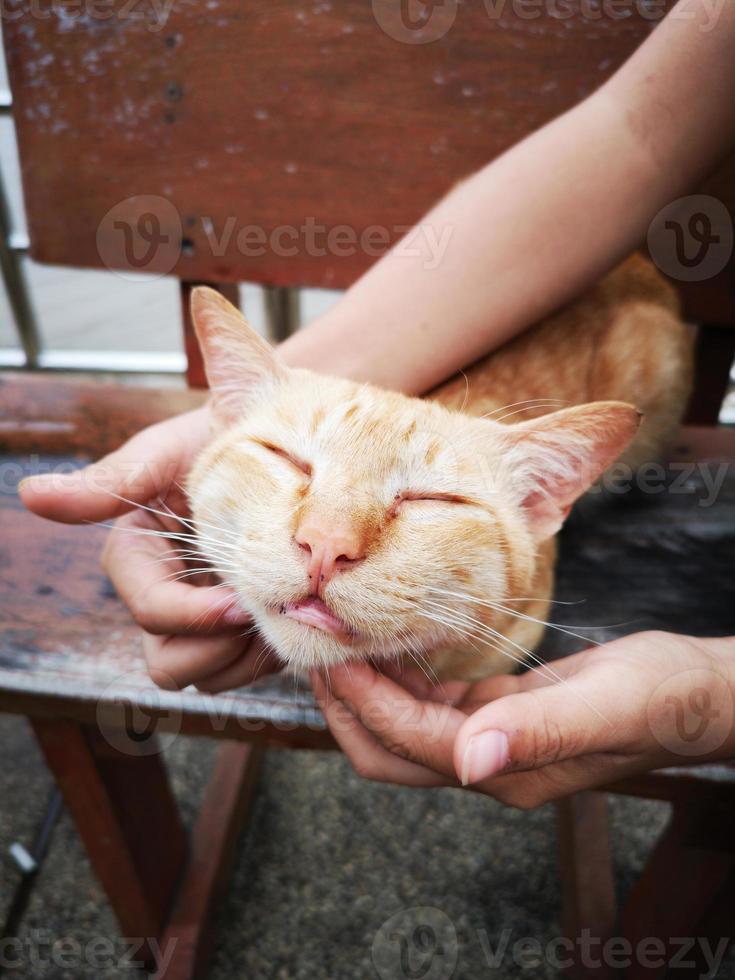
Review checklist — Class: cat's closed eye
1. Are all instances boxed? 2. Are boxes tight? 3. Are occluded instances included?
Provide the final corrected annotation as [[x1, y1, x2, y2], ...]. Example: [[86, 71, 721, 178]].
[[255, 440, 312, 477], [391, 491, 470, 515]]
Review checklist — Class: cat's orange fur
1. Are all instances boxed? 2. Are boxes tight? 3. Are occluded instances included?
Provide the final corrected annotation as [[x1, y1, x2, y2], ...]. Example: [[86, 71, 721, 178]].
[[188, 255, 692, 681]]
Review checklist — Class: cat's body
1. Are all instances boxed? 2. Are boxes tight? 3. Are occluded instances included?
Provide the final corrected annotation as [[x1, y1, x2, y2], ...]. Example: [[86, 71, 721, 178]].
[[188, 255, 692, 681]]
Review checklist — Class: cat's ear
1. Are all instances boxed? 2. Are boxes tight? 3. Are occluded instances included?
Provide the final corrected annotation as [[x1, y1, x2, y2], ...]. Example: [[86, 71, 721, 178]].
[[496, 402, 641, 541], [191, 286, 287, 427]]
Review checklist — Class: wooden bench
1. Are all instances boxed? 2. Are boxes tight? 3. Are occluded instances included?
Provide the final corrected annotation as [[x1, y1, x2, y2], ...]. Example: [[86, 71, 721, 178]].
[[2, 2, 735, 976]]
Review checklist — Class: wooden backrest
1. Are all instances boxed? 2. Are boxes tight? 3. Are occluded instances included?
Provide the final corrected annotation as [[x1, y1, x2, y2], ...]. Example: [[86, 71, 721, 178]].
[[4, 0, 734, 325]]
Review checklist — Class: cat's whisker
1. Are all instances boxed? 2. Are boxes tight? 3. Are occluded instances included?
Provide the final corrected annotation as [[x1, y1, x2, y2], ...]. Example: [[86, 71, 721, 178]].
[[91, 520, 239, 554], [480, 398, 568, 422], [89, 520, 200, 544], [417, 605, 531, 674], [415, 616, 526, 694], [149, 552, 239, 569], [458, 369, 470, 413], [494, 596, 586, 606], [427, 587, 606, 646], [422, 598, 559, 678], [491, 405, 571, 425], [181, 580, 246, 632], [90, 490, 246, 557], [163, 567, 232, 583], [91, 490, 204, 533], [405, 648, 440, 689], [423, 597, 558, 675], [420, 599, 611, 724], [250, 643, 270, 682], [480, 397, 568, 418]]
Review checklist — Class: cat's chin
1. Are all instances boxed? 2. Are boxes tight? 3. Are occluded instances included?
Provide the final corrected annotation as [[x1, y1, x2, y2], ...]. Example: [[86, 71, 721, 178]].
[[256, 601, 366, 671]]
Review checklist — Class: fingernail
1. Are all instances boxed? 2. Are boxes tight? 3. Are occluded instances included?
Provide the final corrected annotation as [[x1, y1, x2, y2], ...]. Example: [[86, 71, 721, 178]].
[[461, 731, 509, 786], [18, 474, 51, 492], [18, 473, 71, 492]]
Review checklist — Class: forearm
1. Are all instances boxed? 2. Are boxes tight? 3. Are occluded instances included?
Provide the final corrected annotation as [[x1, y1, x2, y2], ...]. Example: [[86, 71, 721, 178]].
[[281, 0, 735, 394], [282, 92, 650, 392]]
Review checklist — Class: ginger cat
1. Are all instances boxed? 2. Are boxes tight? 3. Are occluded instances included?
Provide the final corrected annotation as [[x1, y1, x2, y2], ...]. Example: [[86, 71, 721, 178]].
[[187, 255, 692, 681]]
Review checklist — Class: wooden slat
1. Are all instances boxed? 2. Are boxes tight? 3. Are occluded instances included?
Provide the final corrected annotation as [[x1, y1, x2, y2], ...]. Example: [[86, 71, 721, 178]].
[[0, 372, 204, 455], [604, 768, 735, 807], [4, 1, 735, 321]]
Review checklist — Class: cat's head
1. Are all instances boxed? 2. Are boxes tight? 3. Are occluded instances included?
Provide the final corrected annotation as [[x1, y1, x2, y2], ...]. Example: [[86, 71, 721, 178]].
[[187, 288, 640, 673]]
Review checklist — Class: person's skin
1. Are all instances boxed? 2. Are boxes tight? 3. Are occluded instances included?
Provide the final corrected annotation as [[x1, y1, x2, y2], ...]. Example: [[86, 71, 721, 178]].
[[18, 1, 735, 792], [311, 633, 735, 807]]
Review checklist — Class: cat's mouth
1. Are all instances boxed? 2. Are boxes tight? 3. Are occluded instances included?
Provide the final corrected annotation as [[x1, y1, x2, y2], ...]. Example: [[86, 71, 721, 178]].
[[282, 597, 355, 642]]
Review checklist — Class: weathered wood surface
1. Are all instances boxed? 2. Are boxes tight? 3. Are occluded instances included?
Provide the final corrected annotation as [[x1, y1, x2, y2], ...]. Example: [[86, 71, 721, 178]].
[[543, 457, 735, 656], [1, 377, 734, 743], [4, 0, 735, 321], [0, 372, 204, 455]]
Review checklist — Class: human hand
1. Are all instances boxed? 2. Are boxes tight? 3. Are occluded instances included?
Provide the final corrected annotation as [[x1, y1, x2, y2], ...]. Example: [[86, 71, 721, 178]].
[[19, 405, 279, 691], [310, 631, 735, 807]]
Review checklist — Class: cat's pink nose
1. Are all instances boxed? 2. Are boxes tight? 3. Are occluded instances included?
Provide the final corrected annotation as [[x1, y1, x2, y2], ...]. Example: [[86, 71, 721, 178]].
[[294, 518, 366, 593]]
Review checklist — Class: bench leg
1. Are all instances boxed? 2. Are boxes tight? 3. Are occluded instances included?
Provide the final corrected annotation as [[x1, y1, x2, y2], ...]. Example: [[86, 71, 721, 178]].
[[154, 741, 264, 980], [31, 720, 263, 979], [622, 800, 735, 980], [31, 718, 188, 969], [556, 792, 617, 978]]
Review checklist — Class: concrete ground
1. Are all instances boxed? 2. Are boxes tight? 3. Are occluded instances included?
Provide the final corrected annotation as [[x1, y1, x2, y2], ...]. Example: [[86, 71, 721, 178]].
[[2, 709, 734, 980]]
